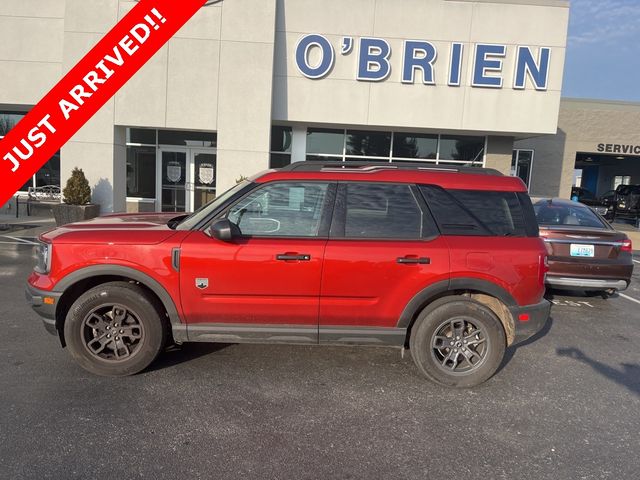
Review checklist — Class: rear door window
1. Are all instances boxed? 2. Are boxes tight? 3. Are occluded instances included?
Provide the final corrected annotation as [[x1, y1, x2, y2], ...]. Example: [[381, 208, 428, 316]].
[[419, 185, 530, 237], [333, 183, 437, 239]]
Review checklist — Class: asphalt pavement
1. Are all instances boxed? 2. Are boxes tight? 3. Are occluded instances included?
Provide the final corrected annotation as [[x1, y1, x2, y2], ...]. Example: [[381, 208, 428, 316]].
[[1, 226, 639, 479]]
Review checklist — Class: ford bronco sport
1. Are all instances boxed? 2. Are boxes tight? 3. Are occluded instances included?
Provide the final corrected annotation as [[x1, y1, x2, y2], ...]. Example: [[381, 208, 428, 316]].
[[26, 162, 550, 387]]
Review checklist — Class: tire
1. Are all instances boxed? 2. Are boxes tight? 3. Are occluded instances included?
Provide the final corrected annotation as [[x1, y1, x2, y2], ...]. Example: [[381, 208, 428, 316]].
[[409, 297, 506, 388], [64, 281, 167, 376]]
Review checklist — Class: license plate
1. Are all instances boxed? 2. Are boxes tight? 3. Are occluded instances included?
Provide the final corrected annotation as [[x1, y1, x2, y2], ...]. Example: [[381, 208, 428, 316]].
[[570, 244, 594, 257]]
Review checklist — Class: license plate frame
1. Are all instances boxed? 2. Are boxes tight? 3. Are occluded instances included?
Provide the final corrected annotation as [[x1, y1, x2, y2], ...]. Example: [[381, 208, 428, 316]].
[[570, 243, 594, 257]]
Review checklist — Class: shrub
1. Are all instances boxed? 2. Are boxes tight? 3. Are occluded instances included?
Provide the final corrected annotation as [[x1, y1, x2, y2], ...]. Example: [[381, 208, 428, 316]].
[[62, 168, 92, 205]]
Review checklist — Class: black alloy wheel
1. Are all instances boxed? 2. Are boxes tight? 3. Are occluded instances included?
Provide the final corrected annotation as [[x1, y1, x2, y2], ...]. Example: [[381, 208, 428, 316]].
[[410, 297, 506, 387], [64, 282, 166, 376], [431, 317, 488, 374], [81, 304, 145, 362]]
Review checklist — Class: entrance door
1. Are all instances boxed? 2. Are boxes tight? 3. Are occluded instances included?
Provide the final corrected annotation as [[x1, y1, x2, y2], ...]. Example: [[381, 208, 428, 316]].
[[511, 150, 534, 189], [191, 149, 217, 211], [160, 149, 187, 212], [158, 147, 217, 212]]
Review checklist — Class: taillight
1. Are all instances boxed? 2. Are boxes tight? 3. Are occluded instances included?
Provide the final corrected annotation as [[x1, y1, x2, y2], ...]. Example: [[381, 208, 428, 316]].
[[621, 238, 632, 252]]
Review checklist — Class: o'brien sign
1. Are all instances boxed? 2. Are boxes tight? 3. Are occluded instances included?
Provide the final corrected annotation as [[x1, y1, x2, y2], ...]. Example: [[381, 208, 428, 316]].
[[295, 34, 551, 90]]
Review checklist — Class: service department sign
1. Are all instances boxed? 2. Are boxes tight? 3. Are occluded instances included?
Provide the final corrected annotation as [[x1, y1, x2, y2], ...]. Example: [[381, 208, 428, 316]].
[[295, 34, 551, 91]]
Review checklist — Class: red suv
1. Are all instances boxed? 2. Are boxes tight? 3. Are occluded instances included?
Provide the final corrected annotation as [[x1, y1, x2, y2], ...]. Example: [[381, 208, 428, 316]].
[[26, 162, 550, 387]]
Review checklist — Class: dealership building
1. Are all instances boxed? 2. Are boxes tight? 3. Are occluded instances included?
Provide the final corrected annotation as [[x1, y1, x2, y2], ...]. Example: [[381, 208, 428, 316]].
[[0, 0, 636, 214]]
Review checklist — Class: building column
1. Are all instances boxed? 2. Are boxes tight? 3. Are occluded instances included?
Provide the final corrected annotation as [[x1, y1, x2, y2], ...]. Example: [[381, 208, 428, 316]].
[[59, 114, 126, 214], [60, 0, 125, 213], [484, 136, 514, 175], [215, 0, 277, 193]]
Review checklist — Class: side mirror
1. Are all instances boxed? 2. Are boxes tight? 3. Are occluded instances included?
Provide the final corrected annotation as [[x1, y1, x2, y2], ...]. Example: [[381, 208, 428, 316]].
[[208, 218, 240, 242]]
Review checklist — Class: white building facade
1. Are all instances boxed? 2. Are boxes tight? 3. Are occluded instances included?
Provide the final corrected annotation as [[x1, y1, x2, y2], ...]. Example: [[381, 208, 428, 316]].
[[0, 0, 570, 213]]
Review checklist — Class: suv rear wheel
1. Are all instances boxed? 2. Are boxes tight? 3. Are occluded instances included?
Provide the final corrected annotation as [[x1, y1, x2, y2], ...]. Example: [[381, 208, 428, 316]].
[[409, 297, 506, 387], [64, 282, 166, 376]]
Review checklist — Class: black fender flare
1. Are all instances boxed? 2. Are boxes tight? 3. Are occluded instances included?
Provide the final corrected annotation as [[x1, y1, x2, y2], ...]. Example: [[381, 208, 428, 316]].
[[396, 278, 517, 329], [54, 265, 183, 327]]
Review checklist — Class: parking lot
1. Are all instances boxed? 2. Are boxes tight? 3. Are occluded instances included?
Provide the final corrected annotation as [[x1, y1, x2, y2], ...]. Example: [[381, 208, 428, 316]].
[[1, 227, 639, 480]]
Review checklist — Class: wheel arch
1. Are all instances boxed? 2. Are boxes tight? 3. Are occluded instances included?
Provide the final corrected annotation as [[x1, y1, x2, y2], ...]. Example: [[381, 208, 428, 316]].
[[53, 266, 183, 346], [399, 278, 517, 347]]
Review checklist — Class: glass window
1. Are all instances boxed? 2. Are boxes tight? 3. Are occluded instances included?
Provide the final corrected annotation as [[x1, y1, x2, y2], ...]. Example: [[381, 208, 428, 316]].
[[306, 155, 342, 162], [19, 180, 33, 192], [127, 128, 156, 145], [420, 186, 527, 237], [271, 126, 292, 153], [227, 182, 329, 237], [270, 153, 292, 169], [512, 149, 533, 187], [158, 129, 216, 147], [534, 202, 605, 228], [439, 135, 484, 163], [1, 111, 60, 192], [345, 130, 391, 157], [613, 176, 631, 189], [393, 133, 438, 159], [344, 184, 424, 239], [126, 146, 156, 198], [0, 112, 24, 136], [307, 128, 344, 155], [177, 181, 251, 231], [35, 154, 61, 188]]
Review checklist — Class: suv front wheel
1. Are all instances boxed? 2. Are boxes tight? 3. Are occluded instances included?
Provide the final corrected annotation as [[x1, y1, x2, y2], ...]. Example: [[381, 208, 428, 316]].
[[410, 297, 506, 388], [64, 282, 167, 376]]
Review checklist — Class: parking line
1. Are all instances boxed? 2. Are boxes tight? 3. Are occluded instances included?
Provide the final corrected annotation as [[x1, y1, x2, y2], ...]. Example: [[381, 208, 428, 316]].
[[619, 293, 640, 306], [633, 259, 640, 264], [0, 236, 39, 246]]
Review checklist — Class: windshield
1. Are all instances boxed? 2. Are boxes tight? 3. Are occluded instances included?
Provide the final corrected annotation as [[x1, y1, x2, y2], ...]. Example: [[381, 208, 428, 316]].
[[617, 185, 640, 195], [534, 202, 606, 228], [175, 181, 251, 230]]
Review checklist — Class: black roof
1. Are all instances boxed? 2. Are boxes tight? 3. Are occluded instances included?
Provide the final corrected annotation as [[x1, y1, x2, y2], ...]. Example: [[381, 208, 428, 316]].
[[279, 161, 503, 176]]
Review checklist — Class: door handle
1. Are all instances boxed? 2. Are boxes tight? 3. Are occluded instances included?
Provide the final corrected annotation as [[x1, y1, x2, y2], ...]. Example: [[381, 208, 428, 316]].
[[397, 256, 430, 265], [276, 254, 311, 261]]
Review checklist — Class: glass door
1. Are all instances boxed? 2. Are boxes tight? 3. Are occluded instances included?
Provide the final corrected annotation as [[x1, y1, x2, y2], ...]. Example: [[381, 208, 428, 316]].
[[157, 147, 217, 212], [511, 150, 534, 189], [159, 149, 187, 212], [191, 149, 217, 211]]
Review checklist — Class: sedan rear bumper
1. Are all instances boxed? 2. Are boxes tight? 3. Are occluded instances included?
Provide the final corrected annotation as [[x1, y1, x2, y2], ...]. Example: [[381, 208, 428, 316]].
[[546, 276, 628, 291], [546, 258, 633, 291]]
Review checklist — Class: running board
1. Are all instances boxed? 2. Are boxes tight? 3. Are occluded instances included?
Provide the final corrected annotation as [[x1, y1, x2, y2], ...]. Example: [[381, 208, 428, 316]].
[[172, 324, 406, 347]]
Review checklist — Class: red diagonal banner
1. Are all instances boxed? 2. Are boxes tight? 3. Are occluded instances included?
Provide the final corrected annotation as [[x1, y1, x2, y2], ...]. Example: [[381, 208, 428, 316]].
[[0, 0, 207, 207]]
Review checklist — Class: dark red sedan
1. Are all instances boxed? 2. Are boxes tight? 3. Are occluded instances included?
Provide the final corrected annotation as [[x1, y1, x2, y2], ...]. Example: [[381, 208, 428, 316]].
[[534, 198, 634, 296]]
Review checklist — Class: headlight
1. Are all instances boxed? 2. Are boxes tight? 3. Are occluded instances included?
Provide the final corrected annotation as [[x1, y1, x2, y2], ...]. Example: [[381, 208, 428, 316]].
[[34, 241, 52, 274], [595, 206, 607, 215]]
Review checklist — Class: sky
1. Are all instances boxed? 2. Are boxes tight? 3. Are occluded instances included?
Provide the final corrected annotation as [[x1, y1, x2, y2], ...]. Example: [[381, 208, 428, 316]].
[[562, 0, 640, 102]]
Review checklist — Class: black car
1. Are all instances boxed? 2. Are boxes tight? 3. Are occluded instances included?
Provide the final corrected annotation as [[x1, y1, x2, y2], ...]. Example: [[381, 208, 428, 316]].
[[599, 190, 616, 207], [610, 184, 640, 222], [571, 187, 608, 216]]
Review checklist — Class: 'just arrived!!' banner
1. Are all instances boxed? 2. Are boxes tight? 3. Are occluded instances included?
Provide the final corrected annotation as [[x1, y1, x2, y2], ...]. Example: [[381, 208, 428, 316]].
[[0, 0, 207, 207]]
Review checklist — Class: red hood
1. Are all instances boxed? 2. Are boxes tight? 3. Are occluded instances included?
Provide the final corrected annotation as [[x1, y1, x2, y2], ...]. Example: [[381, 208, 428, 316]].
[[85, 212, 183, 226], [40, 212, 186, 245]]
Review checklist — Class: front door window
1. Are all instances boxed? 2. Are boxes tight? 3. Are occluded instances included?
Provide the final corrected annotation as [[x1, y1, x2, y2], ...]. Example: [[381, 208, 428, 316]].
[[227, 182, 330, 237]]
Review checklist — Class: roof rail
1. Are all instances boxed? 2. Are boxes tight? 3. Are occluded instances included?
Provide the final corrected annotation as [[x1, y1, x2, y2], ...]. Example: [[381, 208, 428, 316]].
[[279, 161, 502, 176]]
